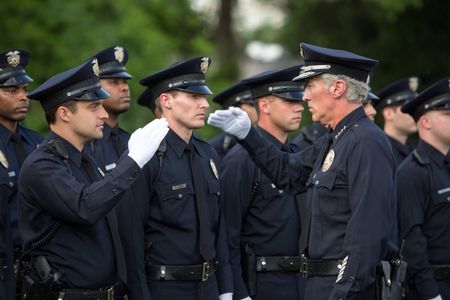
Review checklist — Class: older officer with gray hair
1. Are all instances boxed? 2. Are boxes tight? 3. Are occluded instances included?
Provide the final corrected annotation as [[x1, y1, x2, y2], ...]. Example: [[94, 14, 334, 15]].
[[208, 43, 398, 300]]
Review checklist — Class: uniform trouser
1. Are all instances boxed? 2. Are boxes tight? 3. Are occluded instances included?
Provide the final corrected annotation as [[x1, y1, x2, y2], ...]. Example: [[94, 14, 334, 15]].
[[0, 250, 15, 300], [147, 275, 219, 300], [253, 272, 306, 300], [304, 276, 376, 300], [406, 280, 450, 300]]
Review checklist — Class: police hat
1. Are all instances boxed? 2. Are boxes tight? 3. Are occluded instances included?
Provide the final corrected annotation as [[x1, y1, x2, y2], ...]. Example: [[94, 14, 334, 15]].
[[139, 56, 213, 96], [402, 77, 450, 121], [376, 77, 420, 110], [293, 43, 378, 83], [242, 65, 304, 101], [91, 46, 132, 79], [367, 90, 379, 102], [213, 82, 253, 108], [28, 58, 110, 111], [137, 87, 156, 112], [0, 49, 33, 87]]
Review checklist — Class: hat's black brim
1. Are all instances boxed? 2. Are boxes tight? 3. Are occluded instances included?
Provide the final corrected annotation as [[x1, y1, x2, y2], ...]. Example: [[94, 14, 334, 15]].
[[275, 91, 304, 101], [99, 71, 133, 79], [72, 87, 111, 101], [1, 74, 33, 86], [176, 85, 213, 95]]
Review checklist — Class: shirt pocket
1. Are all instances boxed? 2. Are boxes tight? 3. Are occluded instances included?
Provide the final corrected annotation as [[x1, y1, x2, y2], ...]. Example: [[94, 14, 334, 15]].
[[156, 182, 195, 226], [312, 172, 346, 216]]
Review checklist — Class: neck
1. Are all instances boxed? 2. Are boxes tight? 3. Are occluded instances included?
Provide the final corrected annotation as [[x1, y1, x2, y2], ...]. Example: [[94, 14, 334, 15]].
[[50, 125, 85, 152], [169, 123, 193, 143], [0, 119, 18, 134], [104, 114, 119, 128], [384, 123, 408, 144], [329, 103, 360, 129], [258, 119, 288, 144]]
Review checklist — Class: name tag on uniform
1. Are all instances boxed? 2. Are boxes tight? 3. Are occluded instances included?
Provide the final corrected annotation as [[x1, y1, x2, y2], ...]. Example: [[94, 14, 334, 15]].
[[172, 183, 187, 191], [8, 171, 16, 178], [438, 187, 450, 194], [105, 163, 116, 171]]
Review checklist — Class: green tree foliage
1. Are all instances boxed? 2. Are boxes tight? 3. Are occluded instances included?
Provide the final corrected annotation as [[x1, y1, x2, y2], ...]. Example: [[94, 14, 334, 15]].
[[0, 0, 218, 138], [279, 0, 450, 91]]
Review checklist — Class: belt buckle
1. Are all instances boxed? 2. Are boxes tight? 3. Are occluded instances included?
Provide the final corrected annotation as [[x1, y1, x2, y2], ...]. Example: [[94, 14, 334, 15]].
[[202, 262, 210, 282], [300, 255, 308, 278]]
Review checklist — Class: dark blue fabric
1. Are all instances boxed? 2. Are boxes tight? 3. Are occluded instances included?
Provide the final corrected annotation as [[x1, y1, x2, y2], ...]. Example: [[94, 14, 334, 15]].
[[118, 129, 233, 299], [387, 135, 413, 166], [397, 140, 450, 300], [239, 107, 398, 299], [221, 127, 305, 299], [208, 133, 237, 161], [18, 131, 141, 289]]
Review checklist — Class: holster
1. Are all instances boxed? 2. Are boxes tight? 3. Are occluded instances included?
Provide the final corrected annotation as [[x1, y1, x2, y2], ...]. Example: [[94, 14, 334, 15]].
[[20, 256, 63, 300], [240, 243, 257, 297], [376, 259, 407, 300]]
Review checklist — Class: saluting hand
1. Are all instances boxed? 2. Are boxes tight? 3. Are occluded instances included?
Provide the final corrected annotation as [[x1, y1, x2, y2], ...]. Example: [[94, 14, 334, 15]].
[[207, 107, 251, 139], [128, 118, 169, 168]]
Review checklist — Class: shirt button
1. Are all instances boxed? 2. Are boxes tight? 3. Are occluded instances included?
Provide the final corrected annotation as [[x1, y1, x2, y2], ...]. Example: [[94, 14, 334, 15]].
[[178, 194, 182, 199], [9, 181, 14, 187], [133, 170, 139, 175], [315, 180, 319, 185], [112, 188, 120, 194], [128, 176, 134, 181]]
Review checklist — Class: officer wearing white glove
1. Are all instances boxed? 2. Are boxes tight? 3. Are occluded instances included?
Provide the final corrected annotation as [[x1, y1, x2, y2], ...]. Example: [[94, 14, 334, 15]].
[[128, 118, 169, 168], [207, 106, 251, 140], [429, 296, 442, 300], [219, 293, 233, 300]]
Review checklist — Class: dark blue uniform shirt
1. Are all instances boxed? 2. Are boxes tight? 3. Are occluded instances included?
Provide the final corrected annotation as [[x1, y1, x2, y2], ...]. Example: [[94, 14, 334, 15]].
[[397, 140, 450, 299], [19, 131, 141, 289], [0, 124, 44, 247], [239, 107, 398, 299], [221, 127, 302, 299], [0, 169, 13, 300], [118, 129, 233, 299], [209, 133, 237, 160], [88, 123, 130, 172], [387, 135, 413, 166], [292, 123, 327, 151]]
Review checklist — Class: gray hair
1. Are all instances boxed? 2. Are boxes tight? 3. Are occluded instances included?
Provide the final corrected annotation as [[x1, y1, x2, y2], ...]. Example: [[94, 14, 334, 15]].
[[320, 73, 369, 104]]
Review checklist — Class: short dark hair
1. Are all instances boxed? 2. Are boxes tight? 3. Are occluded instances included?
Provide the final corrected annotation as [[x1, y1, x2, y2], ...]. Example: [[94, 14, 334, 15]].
[[45, 100, 78, 124]]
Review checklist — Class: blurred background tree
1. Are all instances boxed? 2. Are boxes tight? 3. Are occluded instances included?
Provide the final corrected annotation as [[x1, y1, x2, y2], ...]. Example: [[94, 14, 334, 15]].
[[1, 0, 449, 139]]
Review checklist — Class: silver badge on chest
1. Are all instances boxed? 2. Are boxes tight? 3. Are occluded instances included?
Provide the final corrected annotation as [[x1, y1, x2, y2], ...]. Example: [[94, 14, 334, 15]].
[[321, 149, 335, 172], [210, 159, 219, 180]]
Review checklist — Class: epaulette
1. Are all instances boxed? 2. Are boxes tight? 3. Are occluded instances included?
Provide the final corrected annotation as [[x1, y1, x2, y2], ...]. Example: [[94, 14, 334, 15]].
[[412, 149, 430, 166]]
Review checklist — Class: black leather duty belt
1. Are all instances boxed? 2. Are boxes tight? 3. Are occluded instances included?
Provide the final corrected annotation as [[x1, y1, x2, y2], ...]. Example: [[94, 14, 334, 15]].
[[57, 286, 114, 300], [146, 261, 217, 282], [256, 256, 300, 272], [433, 265, 450, 281], [299, 255, 342, 278]]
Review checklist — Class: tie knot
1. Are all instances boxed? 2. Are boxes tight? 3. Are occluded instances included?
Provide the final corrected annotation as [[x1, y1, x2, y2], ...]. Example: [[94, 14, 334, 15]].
[[185, 142, 195, 153], [11, 132, 22, 143]]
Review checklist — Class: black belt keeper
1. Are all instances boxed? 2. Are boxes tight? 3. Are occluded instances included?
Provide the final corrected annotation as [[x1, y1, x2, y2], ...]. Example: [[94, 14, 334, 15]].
[[146, 261, 217, 282], [433, 265, 450, 281], [299, 255, 342, 278], [57, 286, 114, 300], [256, 256, 300, 272]]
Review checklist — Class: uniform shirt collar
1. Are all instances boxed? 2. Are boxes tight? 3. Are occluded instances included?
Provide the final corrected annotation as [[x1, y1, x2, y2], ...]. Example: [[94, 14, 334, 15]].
[[257, 126, 288, 150], [0, 123, 34, 145], [331, 106, 366, 142], [417, 139, 448, 167], [47, 131, 83, 167]]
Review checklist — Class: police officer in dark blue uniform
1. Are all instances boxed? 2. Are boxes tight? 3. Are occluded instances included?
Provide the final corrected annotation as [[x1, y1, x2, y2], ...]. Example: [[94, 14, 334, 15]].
[[87, 46, 133, 173], [397, 77, 450, 300], [118, 56, 233, 300], [376, 77, 419, 165], [0, 49, 44, 300], [209, 83, 256, 159], [18, 58, 168, 299], [1, 169, 12, 300], [220, 65, 306, 300], [209, 43, 398, 300], [137, 87, 163, 118]]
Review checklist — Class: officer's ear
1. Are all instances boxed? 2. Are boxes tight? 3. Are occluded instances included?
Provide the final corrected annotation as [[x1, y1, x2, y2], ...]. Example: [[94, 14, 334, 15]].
[[418, 113, 432, 130], [56, 103, 77, 123], [329, 79, 346, 98], [258, 96, 271, 115], [159, 93, 172, 110]]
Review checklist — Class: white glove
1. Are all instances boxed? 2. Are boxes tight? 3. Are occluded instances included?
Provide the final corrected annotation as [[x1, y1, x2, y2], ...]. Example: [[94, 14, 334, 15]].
[[128, 118, 169, 168], [428, 295, 442, 300], [208, 107, 251, 140], [218, 293, 233, 300], [241, 297, 252, 300]]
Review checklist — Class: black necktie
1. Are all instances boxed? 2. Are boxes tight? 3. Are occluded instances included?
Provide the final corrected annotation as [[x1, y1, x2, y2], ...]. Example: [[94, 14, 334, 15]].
[[110, 128, 127, 157], [299, 132, 333, 255], [11, 132, 28, 166], [81, 153, 127, 282], [186, 142, 212, 261]]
